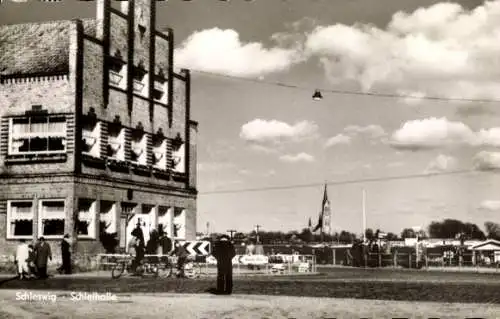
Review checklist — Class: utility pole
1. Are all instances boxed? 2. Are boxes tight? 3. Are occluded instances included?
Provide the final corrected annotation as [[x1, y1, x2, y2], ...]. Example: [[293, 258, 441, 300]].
[[227, 229, 237, 240], [255, 225, 261, 244]]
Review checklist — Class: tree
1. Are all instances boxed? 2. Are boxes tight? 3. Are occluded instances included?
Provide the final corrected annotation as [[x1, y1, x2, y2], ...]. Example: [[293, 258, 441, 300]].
[[463, 223, 486, 240], [299, 228, 313, 243], [365, 228, 375, 241], [386, 232, 399, 241], [338, 231, 356, 244], [484, 222, 500, 240], [401, 228, 416, 239], [428, 219, 484, 239]]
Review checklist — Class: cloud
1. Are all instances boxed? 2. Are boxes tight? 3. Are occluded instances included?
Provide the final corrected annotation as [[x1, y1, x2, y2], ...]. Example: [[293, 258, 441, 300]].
[[473, 151, 500, 171], [198, 162, 235, 172], [344, 125, 387, 138], [238, 169, 251, 176], [240, 119, 319, 144], [424, 154, 457, 173], [303, 1, 500, 99], [387, 161, 404, 167], [479, 200, 500, 211], [390, 117, 500, 150], [324, 134, 351, 147], [175, 28, 302, 77], [279, 152, 315, 163]]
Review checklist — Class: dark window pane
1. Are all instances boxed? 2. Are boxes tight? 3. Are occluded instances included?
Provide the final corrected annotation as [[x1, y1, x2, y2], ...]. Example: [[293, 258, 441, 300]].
[[77, 220, 89, 235], [18, 139, 30, 152], [30, 137, 48, 152], [48, 137, 65, 151], [13, 220, 33, 236], [43, 219, 65, 236]]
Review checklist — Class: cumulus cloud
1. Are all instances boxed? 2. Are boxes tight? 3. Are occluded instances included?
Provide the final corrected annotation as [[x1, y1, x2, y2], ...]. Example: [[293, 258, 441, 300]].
[[324, 134, 351, 147], [479, 200, 500, 211], [390, 117, 500, 150], [175, 28, 302, 77], [473, 151, 500, 171], [424, 154, 457, 173], [240, 119, 319, 144], [304, 1, 500, 99], [279, 153, 315, 163]]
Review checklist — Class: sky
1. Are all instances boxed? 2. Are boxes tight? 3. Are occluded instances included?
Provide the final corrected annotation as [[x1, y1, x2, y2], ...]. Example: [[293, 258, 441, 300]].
[[1, 0, 500, 236]]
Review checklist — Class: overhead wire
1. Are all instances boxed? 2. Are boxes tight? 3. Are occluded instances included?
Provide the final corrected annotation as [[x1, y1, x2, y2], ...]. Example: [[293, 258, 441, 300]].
[[198, 168, 478, 195], [189, 69, 500, 104]]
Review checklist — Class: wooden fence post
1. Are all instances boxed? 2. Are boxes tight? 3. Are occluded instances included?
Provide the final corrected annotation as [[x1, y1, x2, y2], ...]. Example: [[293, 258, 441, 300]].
[[393, 252, 397, 268], [409, 253, 411, 269]]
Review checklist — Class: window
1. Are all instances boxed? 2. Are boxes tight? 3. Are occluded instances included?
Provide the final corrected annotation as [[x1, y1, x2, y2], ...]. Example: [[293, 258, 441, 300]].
[[7, 200, 33, 239], [77, 199, 96, 238], [9, 115, 66, 155], [132, 64, 147, 95], [131, 132, 147, 165], [39, 200, 65, 237], [82, 121, 101, 158], [153, 79, 168, 103], [99, 201, 116, 234], [157, 206, 171, 237], [108, 52, 127, 89], [107, 126, 125, 161], [172, 142, 185, 173], [152, 138, 166, 170], [173, 207, 186, 239]]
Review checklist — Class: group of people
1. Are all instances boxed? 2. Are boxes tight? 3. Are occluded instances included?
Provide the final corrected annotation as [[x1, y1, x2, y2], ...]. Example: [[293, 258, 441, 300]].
[[15, 235, 71, 280], [127, 223, 191, 278], [127, 223, 236, 294]]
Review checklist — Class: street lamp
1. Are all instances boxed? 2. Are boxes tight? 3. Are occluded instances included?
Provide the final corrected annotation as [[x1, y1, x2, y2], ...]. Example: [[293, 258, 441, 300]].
[[312, 89, 323, 101]]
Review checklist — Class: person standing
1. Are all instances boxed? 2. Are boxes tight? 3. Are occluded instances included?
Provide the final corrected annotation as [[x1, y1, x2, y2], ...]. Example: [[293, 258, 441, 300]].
[[34, 237, 52, 279], [171, 241, 188, 278], [57, 234, 72, 274], [213, 235, 236, 295], [15, 240, 29, 280]]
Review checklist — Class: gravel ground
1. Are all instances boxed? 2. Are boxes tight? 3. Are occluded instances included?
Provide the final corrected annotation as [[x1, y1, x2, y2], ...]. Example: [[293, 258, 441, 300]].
[[1, 290, 499, 319], [1, 274, 500, 304]]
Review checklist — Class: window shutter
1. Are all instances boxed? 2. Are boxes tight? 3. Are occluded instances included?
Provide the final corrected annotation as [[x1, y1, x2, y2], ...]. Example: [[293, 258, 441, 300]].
[[100, 122, 108, 160], [65, 114, 75, 152], [0, 117, 9, 157], [124, 128, 131, 162], [166, 138, 173, 169], [146, 134, 152, 166]]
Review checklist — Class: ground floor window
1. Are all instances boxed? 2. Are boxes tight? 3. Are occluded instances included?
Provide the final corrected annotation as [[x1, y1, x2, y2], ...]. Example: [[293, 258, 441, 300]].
[[100, 201, 117, 234], [77, 199, 96, 238], [7, 200, 33, 239], [39, 199, 65, 237]]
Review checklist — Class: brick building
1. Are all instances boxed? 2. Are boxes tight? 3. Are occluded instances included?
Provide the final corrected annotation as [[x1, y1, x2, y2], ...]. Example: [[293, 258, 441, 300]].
[[0, 0, 197, 258]]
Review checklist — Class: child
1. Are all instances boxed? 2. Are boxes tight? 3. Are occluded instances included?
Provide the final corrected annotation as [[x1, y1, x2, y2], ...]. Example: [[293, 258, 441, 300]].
[[27, 244, 37, 279]]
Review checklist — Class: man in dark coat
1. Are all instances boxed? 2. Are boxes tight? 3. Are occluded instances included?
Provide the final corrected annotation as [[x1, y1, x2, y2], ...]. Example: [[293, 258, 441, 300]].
[[57, 234, 72, 274], [212, 235, 236, 294], [34, 237, 52, 279], [171, 241, 189, 278]]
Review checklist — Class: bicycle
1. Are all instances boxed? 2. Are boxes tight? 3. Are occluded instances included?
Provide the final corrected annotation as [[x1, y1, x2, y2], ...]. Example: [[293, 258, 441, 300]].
[[111, 255, 174, 279]]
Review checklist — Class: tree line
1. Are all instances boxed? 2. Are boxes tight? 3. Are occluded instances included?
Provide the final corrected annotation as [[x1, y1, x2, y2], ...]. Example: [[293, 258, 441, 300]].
[[202, 219, 500, 245]]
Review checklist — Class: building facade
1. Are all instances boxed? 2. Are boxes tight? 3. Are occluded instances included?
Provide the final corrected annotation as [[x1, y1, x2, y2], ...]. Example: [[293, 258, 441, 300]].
[[0, 0, 197, 257]]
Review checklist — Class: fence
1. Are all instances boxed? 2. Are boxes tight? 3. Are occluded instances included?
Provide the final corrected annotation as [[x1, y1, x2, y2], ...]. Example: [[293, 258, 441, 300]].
[[334, 249, 500, 270]]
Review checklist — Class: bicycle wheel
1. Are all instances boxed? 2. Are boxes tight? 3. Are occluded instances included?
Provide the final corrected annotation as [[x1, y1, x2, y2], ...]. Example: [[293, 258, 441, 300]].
[[163, 261, 174, 278], [111, 262, 126, 279]]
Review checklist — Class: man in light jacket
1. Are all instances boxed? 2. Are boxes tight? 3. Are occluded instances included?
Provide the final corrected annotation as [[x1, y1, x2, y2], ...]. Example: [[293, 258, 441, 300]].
[[15, 240, 29, 280]]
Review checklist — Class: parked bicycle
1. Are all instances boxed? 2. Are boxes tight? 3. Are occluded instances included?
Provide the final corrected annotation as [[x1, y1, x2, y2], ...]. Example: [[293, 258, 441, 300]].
[[111, 255, 174, 279]]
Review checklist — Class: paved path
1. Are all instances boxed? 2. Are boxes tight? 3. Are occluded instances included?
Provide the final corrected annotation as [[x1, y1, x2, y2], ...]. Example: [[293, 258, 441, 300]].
[[1, 290, 499, 319]]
